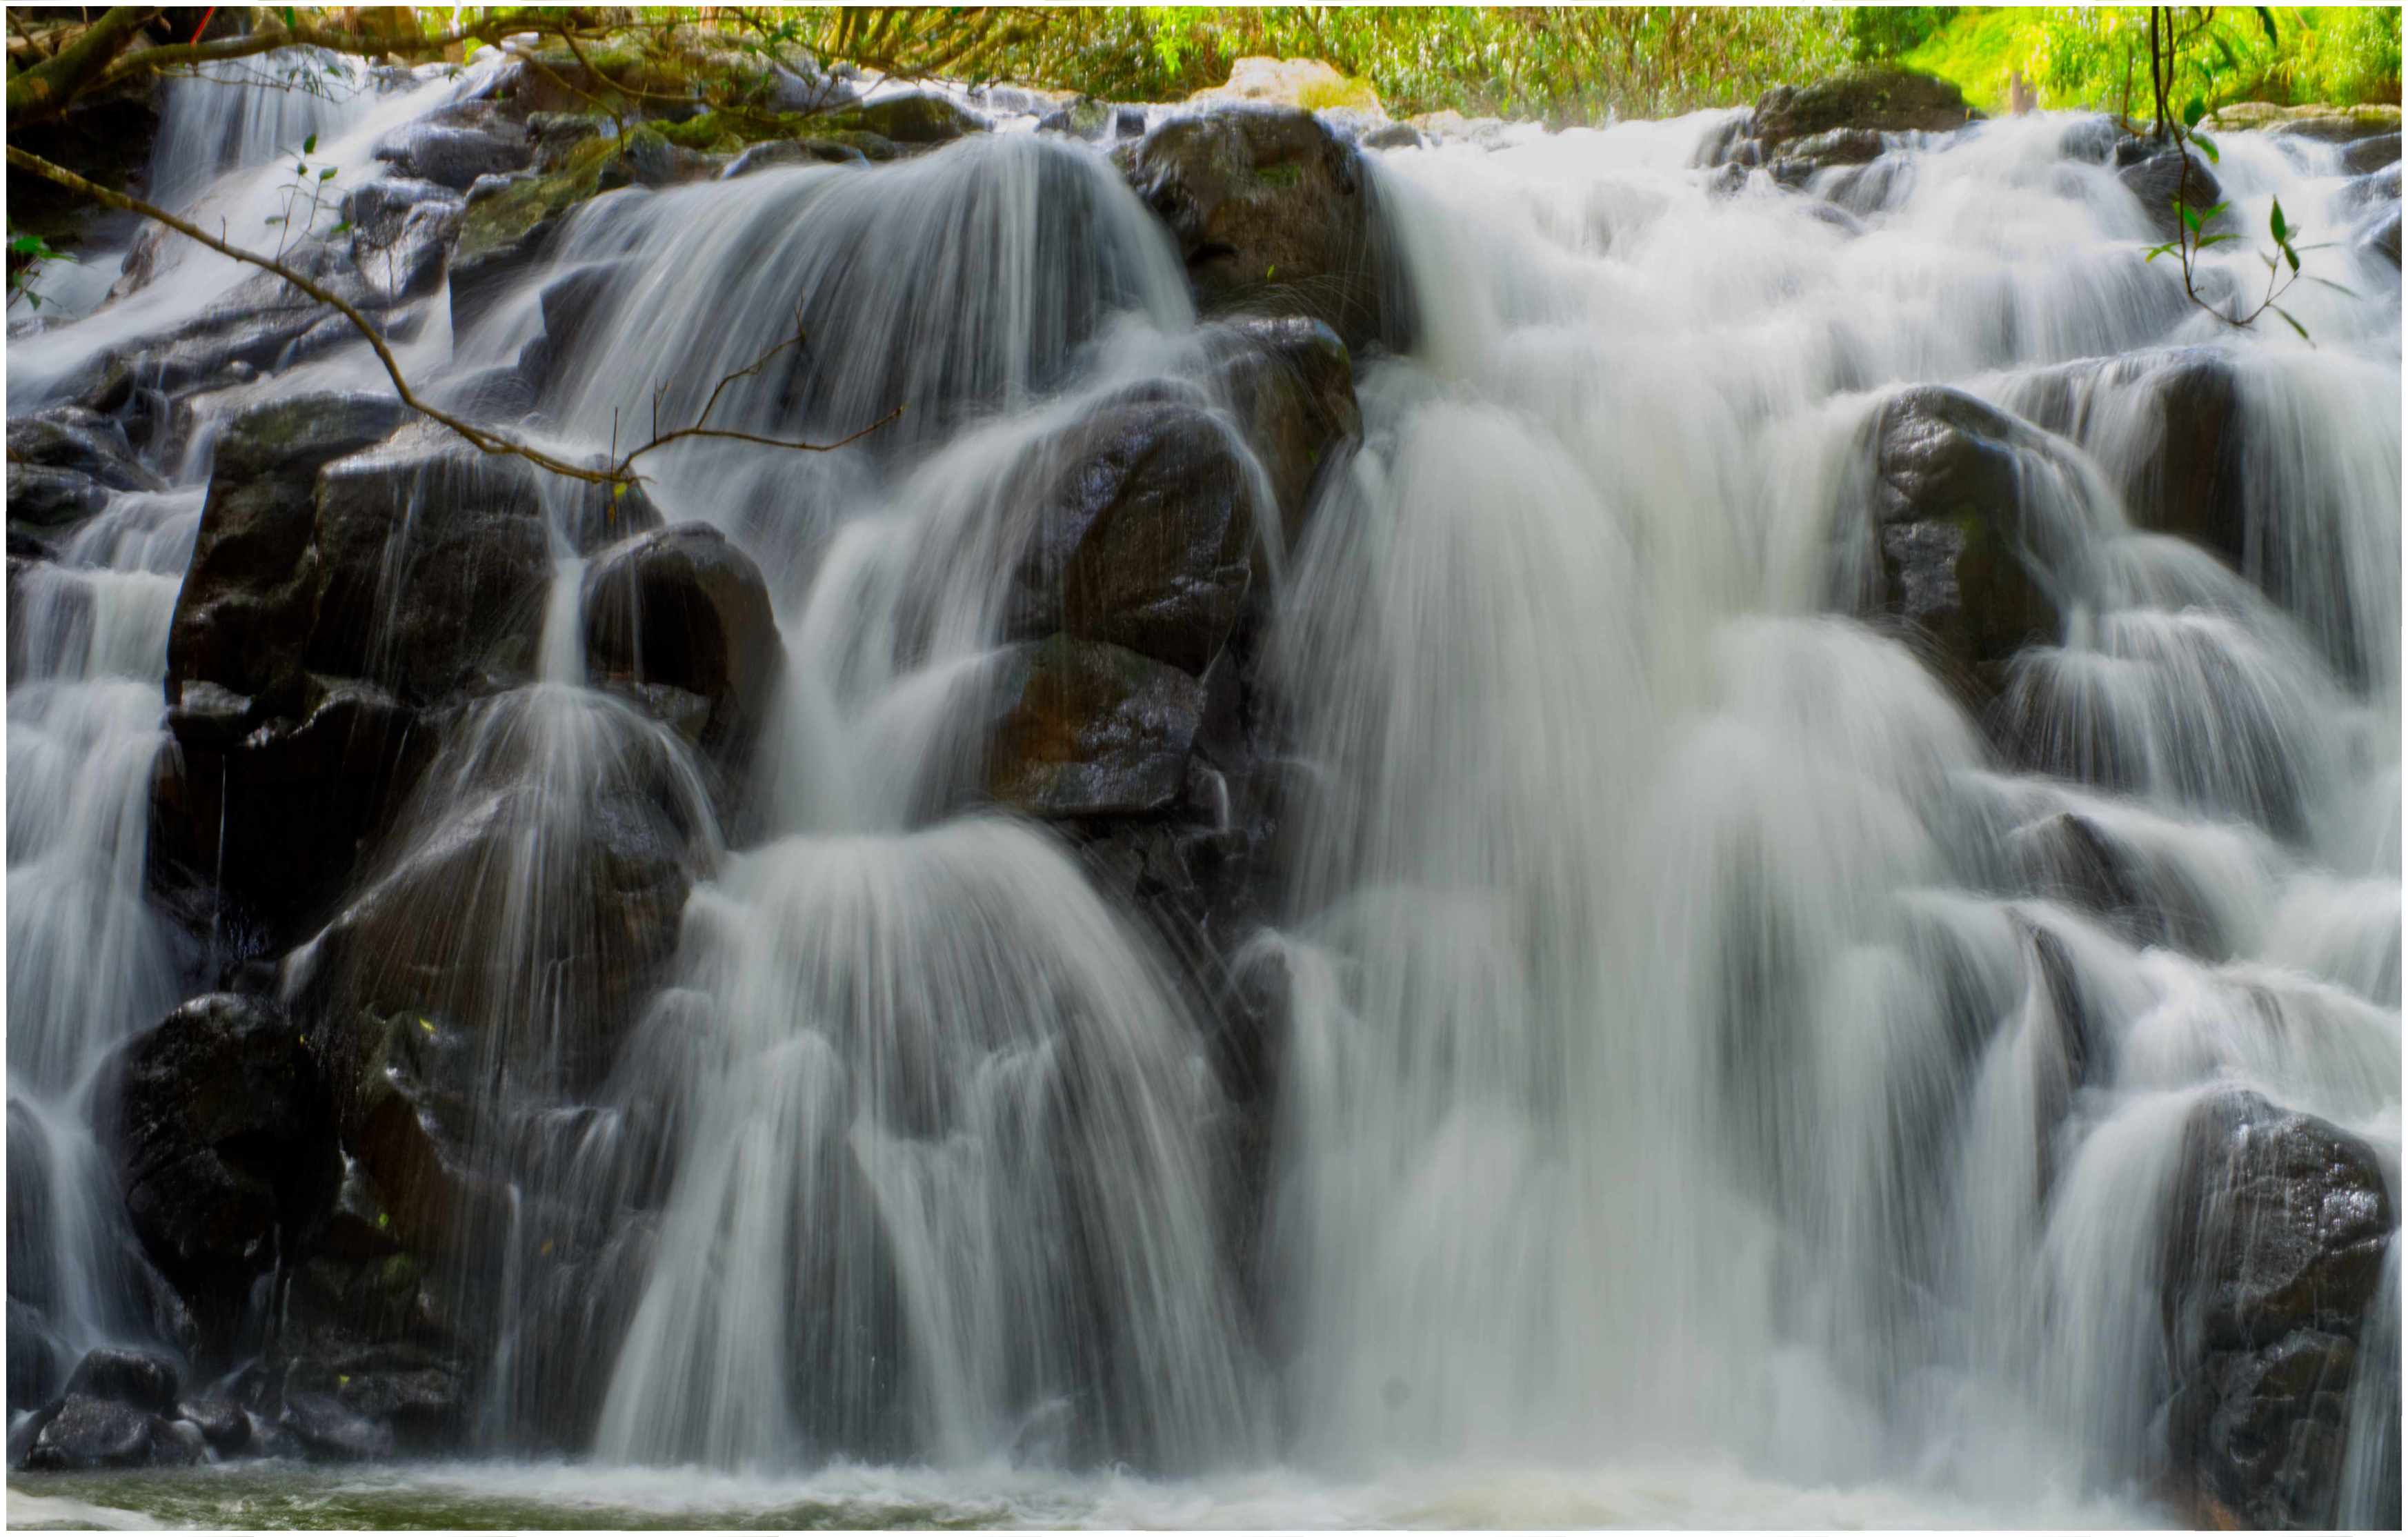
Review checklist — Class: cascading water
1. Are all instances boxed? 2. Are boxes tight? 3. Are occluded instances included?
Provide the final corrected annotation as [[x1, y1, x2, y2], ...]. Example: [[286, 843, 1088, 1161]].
[[5, 43, 2398, 1529]]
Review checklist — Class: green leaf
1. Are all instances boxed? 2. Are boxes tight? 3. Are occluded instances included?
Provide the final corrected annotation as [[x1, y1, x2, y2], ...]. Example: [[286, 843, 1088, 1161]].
[[2202, 202, 2229, 222], [2144, 241, 2178, 262], [2193, 232, 2241, 248], [2180, 199, 2205, 232], [319, 166, 339, 181], [2302, 275, 2360, 297], [304, 133, 317, 155], [283, 6, 297, 30], [330, 219, 352, 235], [2182, 95, 2206, 129], [2269, 304, 2309, 341], [8, 232, 39, 257], [2191, 131, 2220, 163], [264, 215, 286, 226], [2284, 242, 2300, 273], [2269, 197, 2288, 242]]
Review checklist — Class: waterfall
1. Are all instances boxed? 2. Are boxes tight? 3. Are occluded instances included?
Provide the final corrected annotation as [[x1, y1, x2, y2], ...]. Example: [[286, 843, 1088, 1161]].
[[3, 43, 2397, 1526]]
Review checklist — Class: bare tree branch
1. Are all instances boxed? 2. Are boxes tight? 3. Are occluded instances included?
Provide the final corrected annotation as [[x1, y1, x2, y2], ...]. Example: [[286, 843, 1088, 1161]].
[[7, 144, 898, 487]]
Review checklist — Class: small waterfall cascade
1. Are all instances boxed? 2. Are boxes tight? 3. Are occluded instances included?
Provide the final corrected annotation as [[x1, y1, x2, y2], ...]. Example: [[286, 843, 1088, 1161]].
[[3, 44, 2398, 1527]]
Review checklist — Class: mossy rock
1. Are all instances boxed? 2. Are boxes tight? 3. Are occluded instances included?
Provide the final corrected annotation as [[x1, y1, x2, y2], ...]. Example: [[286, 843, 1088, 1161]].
[[455, 132, 619, 267]]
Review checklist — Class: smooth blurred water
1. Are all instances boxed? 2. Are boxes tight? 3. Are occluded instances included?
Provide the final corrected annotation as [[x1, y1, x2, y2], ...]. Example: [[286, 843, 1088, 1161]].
[[4, 57, 2397, 1528]]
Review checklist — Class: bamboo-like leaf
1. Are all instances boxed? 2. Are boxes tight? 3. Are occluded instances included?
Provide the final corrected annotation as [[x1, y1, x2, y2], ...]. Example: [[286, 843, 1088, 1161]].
[[2191, 130, 2220, 162], [2270, 304, 2309, 341], [2269, 196, 2288, 242], [2302, 275, 2360, 297]]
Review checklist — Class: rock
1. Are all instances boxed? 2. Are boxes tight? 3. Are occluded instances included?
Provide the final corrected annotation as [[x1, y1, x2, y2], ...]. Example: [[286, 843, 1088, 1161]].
[[61, 1347, 179, 1414], [580, 522, 784, 782], [6, 401, 162, 536], [304, 427, 582, 704], [832, 92, 977, 145], [986, 635, 1206, 817], [166, 390, 413, 713], [1855, 386, 2064, 697], [1120, 104, 1397, 351], [1036, 97, 1118, 141], [2341, 166, 2401, 221], [535, 259, 628, 352], [281, 1388, 395, 1461], [291, 686, 710, 1099], [2118, 148, 2224, 241], [1750, 68, 1974, 152], [339, 177, 464, 248], [2340, 133, 2400, 175], [152, 673, 436, 951], [2365, 204, 2401, 268], [720, 138, 868, 178], [20, 1395, 158, 1470], [2013, 348, 2245, 568], [177, 1397, 251, 1454], [2009, 810, 2226, 957], [2204, 102, 2401, 139], [2162, 1089, 2396, 1529], [107, 995, 340, 1331], [1361, 121, 1422, 150], [1204, 315, 1360, 548], [1003, 402, 1257, 675], [450, 134, 627, 326], [6, 462, 116, 529], [8, 404, 161, 493], [373, 121, 533, 192]]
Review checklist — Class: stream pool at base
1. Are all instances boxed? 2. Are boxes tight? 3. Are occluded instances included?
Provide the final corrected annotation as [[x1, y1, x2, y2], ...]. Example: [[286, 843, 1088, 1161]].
[[8, 1458, 2170, 1529]]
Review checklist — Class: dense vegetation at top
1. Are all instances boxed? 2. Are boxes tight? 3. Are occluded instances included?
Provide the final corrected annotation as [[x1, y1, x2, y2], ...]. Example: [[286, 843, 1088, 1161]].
[[8, 6, 2398, 135]]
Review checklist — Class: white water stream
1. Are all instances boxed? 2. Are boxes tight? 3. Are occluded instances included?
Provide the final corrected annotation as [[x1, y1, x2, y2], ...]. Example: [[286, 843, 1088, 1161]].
[[5, 55, 2398, 1529]]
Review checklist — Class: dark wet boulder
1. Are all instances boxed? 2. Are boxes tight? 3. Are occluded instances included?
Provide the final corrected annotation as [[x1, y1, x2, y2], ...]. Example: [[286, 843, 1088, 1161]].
[[8, 405, 161, 493], [2011, 348, 2245, 568], [1004, 402, 1258, 675], [721, 137, 869, 178], [2339, 163, 2401, 216], [1853, 386, 2064, 697], [581, 522, 785, 780], [281, 1387, 395, 1461], [1204, 315, 1360, 548], [19, 1394, 160, 1470], [177, 1396, 251, 1454], [153, 673, 437, 952], [290, 686, 711, 1100], [833, 91, 977, 145], [61, 1347, 180, 1414], [1120, 104, 1396, 350], [306, 426, 657, 704], [1750, 68, 1973, 152], [106, 995, 341, 1330], [339, 176, 463, 245], [6, 462, 117, 530], [7, 403, 166, 533], [2118, 148, 2223, 241], [986, 635, 1206, 817], [374, 121, 533, 192], [2162, 1089, 2396, 1529], [166, 390, 413, 713], [2341, 132, 2401, 175], [2365, 204, 2402, 268], [2008, 810, 2226, 958]]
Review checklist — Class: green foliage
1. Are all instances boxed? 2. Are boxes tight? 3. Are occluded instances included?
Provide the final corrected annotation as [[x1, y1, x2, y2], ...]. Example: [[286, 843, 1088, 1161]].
[[6, 226, 78, 310], [1897, 7, 2399, 119], [1849, 8, 1960, 64]]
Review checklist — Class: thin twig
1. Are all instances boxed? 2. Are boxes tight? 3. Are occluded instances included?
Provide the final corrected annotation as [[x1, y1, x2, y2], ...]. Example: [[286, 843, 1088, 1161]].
[[7, 145, 897, 486]]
